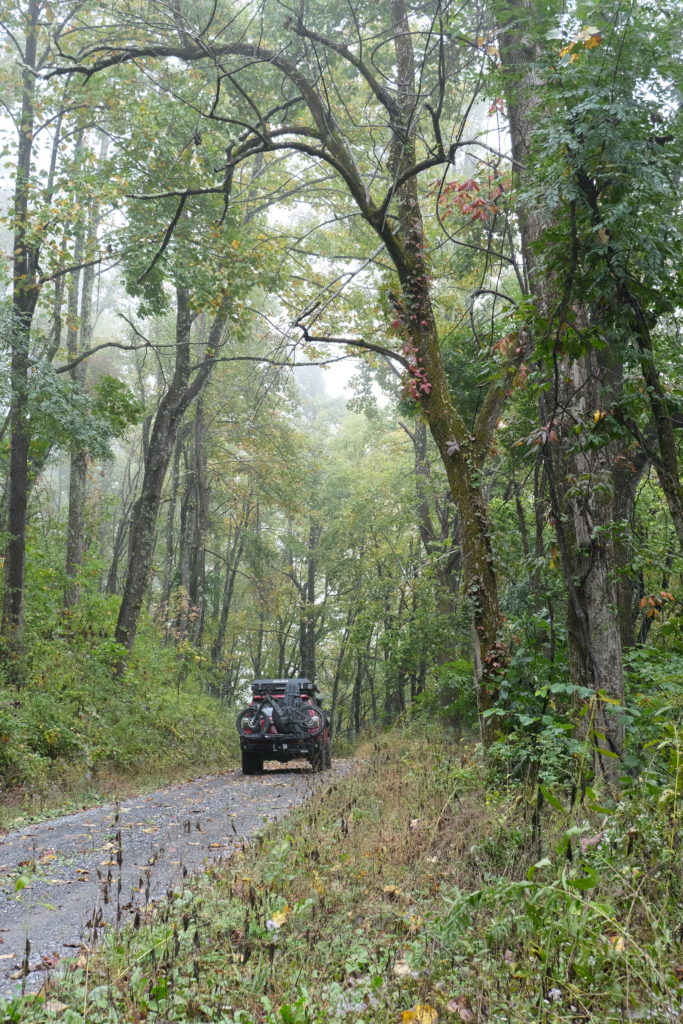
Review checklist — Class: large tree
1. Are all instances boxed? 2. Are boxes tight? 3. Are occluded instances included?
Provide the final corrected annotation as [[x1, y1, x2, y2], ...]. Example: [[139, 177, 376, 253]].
[[497, 0, 682, 780]]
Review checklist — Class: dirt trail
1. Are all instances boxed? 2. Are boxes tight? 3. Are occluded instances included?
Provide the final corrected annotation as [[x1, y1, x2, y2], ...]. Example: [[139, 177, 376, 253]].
[[0, 761, 350, 998]]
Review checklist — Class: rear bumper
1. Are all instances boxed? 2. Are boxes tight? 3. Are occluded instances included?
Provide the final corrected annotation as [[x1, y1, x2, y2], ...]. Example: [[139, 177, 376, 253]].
[[240, 734, 328, 758]]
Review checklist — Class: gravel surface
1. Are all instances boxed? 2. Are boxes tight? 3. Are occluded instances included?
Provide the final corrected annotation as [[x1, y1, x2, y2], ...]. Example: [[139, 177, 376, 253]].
[[0, 760, 352, 998]]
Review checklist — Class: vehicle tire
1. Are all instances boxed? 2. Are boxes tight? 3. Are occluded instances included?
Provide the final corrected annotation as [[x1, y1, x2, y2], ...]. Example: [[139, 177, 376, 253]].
[[323, 742, 332, 770], [241, 750, 263, 775]]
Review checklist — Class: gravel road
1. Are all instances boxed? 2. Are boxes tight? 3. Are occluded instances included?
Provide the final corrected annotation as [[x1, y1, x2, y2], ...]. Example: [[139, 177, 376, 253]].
[[0, 761, 350, 998]]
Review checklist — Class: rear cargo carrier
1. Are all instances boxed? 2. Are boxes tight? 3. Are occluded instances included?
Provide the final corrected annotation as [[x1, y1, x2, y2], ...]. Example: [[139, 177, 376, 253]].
[[236, 677, 331, 775]]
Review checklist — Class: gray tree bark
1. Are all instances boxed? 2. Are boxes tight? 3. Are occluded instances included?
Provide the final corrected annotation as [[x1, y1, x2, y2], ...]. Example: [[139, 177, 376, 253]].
[[115, 287, 229, 654]]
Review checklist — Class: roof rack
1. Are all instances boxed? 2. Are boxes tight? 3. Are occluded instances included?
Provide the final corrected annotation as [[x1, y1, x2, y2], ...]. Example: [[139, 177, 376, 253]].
[[251, 678, 318, 696]]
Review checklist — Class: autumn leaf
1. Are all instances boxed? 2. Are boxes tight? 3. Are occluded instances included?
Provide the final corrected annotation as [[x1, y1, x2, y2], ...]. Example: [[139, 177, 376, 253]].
[[401, 1004, 438, 1024], [579, 26, 603, 47], [270, 905, 291, 927]]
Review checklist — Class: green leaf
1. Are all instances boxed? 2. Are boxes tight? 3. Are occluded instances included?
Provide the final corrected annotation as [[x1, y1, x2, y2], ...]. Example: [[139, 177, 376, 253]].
[[540, 785, 566, 812], [566, 866, 599, 890], [526, 856, 552, 880]]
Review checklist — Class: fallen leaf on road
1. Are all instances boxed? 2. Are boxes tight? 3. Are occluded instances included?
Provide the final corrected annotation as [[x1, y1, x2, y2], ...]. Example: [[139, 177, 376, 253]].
[[44, 1001, 69, 1016]]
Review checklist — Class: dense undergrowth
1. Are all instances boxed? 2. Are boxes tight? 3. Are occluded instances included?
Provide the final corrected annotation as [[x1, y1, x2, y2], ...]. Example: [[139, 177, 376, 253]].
[[0, 591, 239, 826], [3, 727, 682, 1023]]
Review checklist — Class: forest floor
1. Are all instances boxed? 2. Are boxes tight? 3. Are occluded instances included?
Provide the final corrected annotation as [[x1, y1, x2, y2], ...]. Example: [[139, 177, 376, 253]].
[[0, 761, 351, 999]]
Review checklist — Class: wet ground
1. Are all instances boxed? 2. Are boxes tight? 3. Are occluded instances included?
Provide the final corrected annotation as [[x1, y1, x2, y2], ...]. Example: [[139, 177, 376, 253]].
[[0, 760, 351, 998]]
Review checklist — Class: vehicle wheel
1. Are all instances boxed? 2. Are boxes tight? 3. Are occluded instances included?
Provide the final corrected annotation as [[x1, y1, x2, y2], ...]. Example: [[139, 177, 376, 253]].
[[241, 750, 263, 775], [323, 742, 332, 770]]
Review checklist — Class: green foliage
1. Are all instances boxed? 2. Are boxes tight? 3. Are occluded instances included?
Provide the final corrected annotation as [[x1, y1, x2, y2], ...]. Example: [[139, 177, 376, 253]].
[[484, 606, 583, 786], [91, 375, 145, 436], [28, 364, 138, 460], [0, 542, 238, 808], [0, 621, 238, 802], [413, 659, 478, 733], [416, 733, 683, 1021]]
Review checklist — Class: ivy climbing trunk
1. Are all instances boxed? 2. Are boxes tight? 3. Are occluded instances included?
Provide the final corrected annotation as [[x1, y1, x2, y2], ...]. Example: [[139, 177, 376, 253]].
[[381, 0, 506, 742]]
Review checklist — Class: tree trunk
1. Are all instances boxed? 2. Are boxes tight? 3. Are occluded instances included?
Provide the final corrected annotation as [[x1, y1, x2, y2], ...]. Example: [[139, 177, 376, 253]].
[[2, 0, 41, 667], [189, 396, 209, 644], [115, 286, 228, 653], [211, 514, 248, 666], [160, 425, 186, 612], [65, 133, 110, 607], [382, 0, 506, 742], [352, 656, 362, 736], [63, 133, 89, 609], [329, 606, 355, 737], [298, 520, 320, 682], [540, 355, 624, 783], [499, 3, 626, 784]]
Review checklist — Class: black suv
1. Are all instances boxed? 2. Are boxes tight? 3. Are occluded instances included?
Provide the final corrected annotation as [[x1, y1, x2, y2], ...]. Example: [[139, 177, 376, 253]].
[[236, 678, 331, 774]]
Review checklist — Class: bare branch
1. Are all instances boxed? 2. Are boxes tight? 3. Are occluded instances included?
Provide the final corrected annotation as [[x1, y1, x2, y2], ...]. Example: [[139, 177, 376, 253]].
[[297, 328, 410, 370], [285, 16, 400, 118], [54, 340, 151, 374], [137, 194, 186, 283], [188, 353, 353, 371], [39, 256, 104, 285]]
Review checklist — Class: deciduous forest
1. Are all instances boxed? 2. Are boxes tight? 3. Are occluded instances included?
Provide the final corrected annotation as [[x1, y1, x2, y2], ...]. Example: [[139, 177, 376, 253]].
[[0, 0, 682, 1020]]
